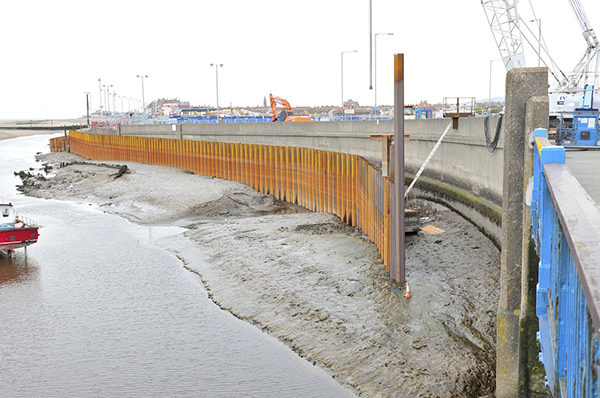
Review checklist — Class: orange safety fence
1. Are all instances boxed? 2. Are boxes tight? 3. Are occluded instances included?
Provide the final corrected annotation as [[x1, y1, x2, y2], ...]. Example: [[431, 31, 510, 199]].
[[53, 130, 398, 278]]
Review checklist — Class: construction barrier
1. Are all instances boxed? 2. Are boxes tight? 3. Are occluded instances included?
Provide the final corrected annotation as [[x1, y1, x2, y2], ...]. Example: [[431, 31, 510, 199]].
[[52, 130, 399, 279]]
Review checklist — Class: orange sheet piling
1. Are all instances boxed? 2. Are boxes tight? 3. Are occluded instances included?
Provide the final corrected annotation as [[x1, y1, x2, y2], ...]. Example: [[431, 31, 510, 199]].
[[62, 130, 396, 276]]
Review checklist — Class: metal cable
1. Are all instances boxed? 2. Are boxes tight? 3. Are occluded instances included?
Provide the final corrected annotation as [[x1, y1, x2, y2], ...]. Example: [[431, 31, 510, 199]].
[[484, 114, 503, 153]]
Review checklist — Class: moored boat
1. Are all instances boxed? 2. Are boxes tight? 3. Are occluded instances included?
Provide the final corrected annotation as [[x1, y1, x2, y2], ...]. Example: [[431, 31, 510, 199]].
[[0, 203, 39, 257]]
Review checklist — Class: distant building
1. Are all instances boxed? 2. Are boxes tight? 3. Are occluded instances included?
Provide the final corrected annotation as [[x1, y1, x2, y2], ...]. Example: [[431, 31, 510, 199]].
[[148, 98, 190, 116]]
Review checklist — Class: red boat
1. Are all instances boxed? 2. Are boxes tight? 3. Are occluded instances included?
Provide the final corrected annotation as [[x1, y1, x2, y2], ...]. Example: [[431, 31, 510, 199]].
[[0, 203, 39, 257]]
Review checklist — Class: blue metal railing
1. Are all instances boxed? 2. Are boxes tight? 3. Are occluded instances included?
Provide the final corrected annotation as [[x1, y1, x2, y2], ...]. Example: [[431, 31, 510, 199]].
[[531, 128, 600, 397]]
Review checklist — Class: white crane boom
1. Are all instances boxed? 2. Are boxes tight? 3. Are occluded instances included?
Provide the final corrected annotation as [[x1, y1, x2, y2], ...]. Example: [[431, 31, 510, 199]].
[[481, 0, 526, 70], [482, 0, 600, 114], [566, 0, 600, 88]]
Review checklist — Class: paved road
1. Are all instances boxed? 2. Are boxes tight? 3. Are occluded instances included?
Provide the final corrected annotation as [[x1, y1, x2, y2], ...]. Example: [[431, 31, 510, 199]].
[[566, 149, 600, 206]]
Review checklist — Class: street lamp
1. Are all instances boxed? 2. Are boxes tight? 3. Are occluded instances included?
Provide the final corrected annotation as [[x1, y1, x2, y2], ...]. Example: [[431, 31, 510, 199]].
[[530, 19, 542, 67], [374, 33, 393, 117], [489, 59, 503, 105], [103, 84, 112, 115], [103, 85, 108, 115], [210, 63, 223, 123], [137, 75, 148, 115], [341, 50, 357, 121], [84, 92, 90, 127], [98, 78, 103, 115], [112, 91, 117, 115]]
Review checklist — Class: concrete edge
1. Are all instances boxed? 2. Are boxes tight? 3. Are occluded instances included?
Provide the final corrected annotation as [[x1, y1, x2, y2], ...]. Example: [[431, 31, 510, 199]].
[[405, 173, 502, 249]]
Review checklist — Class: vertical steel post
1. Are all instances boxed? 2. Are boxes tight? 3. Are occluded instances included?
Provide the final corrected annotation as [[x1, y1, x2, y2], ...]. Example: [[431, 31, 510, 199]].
[[393, 54, 406, 284], [85, 93, 90, 128], [98, 78, 103, 115]]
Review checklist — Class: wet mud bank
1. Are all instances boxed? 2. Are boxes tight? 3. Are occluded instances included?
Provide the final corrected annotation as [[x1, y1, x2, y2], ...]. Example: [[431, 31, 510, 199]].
[[18, 152, 500, 397]]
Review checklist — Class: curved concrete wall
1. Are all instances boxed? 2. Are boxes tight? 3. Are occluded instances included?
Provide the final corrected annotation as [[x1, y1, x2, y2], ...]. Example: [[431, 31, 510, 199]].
[[404, 116, 504, 206], [95, 115, 505, 244], [112, 117, 505, 201]]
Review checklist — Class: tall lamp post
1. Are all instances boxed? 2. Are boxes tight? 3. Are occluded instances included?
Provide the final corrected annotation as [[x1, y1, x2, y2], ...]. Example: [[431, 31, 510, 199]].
[[137, 75, 148, 115], [489, 59, 502, 106], [84, 92, 90, 127], [374, 33, 393, 117], [210, 63, 223, 123], [530, 19, 542, 67], [341, 50, 357, 121], [98, 78, 103, 115], [103, 84, 112, 115]]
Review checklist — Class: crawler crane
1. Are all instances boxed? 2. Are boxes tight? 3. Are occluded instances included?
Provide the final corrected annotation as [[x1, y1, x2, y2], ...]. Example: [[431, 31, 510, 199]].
[[482, 0, 600, 144]]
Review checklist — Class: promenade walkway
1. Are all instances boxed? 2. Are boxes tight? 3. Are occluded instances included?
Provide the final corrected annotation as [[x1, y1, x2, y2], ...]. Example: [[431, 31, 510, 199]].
[[567, 150, 600, 203]]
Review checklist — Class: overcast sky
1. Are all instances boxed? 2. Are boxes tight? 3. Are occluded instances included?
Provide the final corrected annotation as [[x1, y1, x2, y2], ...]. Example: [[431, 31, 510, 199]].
[[1, 0, 598, 119]]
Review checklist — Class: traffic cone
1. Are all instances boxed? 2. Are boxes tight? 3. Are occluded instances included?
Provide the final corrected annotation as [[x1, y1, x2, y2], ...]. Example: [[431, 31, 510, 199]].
[[404, 281, 412, 299]]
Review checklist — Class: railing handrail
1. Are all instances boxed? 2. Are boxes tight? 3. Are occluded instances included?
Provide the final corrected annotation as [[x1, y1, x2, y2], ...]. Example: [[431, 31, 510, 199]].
[[545, 162, 600, 332], [535, 131, 600, 334], [532, 128, 600, 395]]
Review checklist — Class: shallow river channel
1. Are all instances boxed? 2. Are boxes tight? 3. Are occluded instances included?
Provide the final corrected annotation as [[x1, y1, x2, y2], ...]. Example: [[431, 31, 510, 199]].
[[0, 134, 357, 397]]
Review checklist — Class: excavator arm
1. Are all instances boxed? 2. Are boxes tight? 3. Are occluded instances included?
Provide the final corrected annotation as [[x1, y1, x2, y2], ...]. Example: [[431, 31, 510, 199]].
[[269, 94, 294, 122]]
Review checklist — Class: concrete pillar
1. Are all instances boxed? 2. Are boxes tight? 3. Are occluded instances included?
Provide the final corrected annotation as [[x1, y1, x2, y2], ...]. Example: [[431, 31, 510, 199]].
[[519, 96, 549, 395], [497, 67, 548, 398]]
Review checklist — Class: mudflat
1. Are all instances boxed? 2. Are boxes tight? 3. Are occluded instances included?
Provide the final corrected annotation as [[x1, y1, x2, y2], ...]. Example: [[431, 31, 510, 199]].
[[17, 151, 499, 397]]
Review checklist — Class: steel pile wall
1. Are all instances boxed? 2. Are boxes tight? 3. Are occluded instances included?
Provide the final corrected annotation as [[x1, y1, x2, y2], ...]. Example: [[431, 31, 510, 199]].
[[49, 136, 68, 152], [64, 130, 398, 276], [531, 128, 600, 397]]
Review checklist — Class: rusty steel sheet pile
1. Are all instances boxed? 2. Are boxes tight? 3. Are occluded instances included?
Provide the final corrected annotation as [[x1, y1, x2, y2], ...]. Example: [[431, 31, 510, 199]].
[[56, 130, 399, 279]]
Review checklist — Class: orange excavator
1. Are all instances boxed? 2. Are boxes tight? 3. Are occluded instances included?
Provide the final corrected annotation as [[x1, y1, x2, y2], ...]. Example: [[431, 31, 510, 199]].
[[269, 94, 312, 122]]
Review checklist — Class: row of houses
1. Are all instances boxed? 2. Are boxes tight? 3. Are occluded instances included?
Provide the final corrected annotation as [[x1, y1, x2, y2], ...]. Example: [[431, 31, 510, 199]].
[[145, 98, 504, 120]]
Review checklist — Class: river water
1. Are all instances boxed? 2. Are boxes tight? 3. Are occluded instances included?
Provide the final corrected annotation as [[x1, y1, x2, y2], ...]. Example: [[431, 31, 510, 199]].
[[0, 134, 356, 398]]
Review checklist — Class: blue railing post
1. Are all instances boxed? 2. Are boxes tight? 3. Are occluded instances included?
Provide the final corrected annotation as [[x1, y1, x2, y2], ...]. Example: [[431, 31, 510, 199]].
[[531, 127, 600, 397], [532, 128, 566, 392]]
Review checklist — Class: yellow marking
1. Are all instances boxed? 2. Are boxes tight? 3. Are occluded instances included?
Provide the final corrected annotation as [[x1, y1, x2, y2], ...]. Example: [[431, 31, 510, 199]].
[[421, 225, 446, 235], [535, 136, 551, 156]]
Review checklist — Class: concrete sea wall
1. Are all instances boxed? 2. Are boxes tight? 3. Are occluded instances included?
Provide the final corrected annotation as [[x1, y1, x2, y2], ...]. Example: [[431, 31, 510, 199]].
[[94, 116, 504, 245]]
